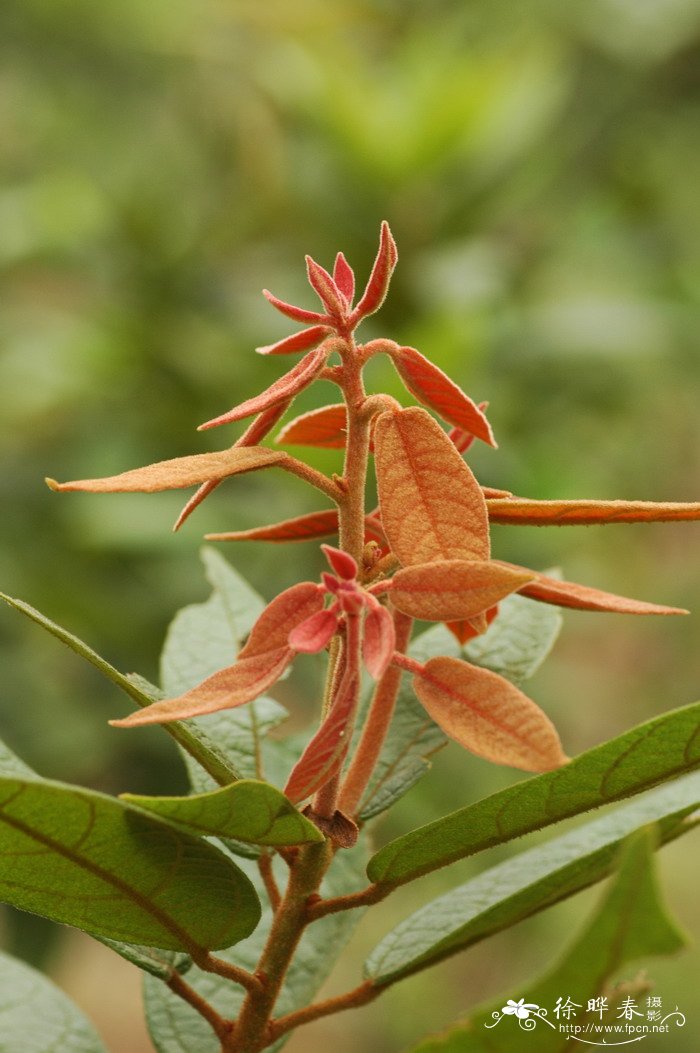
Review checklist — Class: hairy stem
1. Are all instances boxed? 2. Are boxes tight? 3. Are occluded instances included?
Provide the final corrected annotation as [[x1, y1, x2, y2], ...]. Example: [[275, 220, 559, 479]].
[[166, 970, 233, 1043], [339, 608, 413, 816], [268, 979, 380, 1041], [306, 881, 390, 920], [258, 853, 281, 911]]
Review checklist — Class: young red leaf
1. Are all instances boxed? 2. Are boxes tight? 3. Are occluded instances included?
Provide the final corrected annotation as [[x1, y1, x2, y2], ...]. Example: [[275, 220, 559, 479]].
[[333, 251, 355, 303], [486, 497, 700, 526], [305, 256, 347, 320], [322, 544, 358, 581], [110, 647, 294, 727], [238, 581, 324, 660], [374, 406, 490, 566], [446, 604, 499, 645], [284, 670, 360, 803], [350, 221, 398, 324], [448, 403, 488, 454], [173, 400, 292, 531], [389, 346, 496, 448], [288, 608, 339, 653], [276, 404, 348, 449], [389, 560, 534, 622], [413, 656, 568, 772], [256, 324, 331, 356], [263, 288, 330, 325], [363, 604, 396, 679], [495, 562, 689, 616], [46, 446, 285, 494], [198, 345, 329, 431], [206, 510, 341, 544]]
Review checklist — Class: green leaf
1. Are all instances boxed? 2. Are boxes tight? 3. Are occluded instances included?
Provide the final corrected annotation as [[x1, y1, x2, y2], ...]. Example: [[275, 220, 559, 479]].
[[367, 699, 700, 885], [408, 828, 687, 1052], [0, 592, 239, 788], [0, 774, 260, 952], [144, 842, 370, 1052], [94, 940, 192, 981], [358, 595, 562, 820], [463, 590, 563, 684], [0, 947, 107, 1052], [160, 548, 291, 796], [365, 771, 698, 985], [123, 780, 323, 847]]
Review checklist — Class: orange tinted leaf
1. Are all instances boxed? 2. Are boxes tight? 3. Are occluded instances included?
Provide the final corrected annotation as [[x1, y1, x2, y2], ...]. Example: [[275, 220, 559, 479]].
[[206, 510, 341, 544], [497, 562, 689, 615], [288, 608, 339, 653], [198, 346, 329, 431], [390, 347, 496, 447], [374, 407, 490, 566], [110, 647, 293, 727], [239, 582, 324, 660], [256, 325, 331, 356], [351, 221, 398, 324], [413, 656, 568, 772], [390, 560, 534, 622], [333, 251, 355, 303], [277, 404, 347, 448], [446, 604, 499, 645], [487, 497, 700, 526], [263, 288, 329, 325], [363, 605, 396, 679], [306, 256, 347, 319], [284, 671, 360, 803], [46, 446, 285, 494]]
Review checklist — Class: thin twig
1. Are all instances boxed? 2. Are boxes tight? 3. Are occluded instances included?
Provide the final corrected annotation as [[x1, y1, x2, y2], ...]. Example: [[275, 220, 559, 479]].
[[196, 952, 263, 995], [306, 881, 389, 921], [167, 970, 232, 1042], [269, 980, 381, 1041], [258, 853, 281, 911]]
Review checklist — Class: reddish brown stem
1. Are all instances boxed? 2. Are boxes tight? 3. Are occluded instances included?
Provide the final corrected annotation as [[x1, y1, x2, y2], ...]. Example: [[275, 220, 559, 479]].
[[167, 970, 233, 1043], [268, 980, 381, 1042], [306, 881, 390, 920], [391, 651, 424, 676], [258, 853, 281, 911], [196, 952, 263, 995]]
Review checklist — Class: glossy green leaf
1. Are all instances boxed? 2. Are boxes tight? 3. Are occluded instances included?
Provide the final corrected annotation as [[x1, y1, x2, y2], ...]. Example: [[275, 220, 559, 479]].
[[145, 842, 370, 1053], [0, 947, 107, 1053], [365, 772, 698, 985], [367, 699, 700, 885], [0, 592, 239, 788], [408, 828, 686, 1052], [464, 589, 563, 684], [0, 774, 260, 952], [124, 780, 323, 846], [160, 548, 292, 799]]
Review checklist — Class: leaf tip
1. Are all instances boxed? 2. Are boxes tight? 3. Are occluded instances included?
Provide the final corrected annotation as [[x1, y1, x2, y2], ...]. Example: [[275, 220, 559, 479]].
[[45, 477, 60, 491]]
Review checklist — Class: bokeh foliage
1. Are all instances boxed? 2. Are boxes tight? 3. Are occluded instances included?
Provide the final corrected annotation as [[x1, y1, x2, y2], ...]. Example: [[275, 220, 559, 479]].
[[1, 1, 699, 1049]]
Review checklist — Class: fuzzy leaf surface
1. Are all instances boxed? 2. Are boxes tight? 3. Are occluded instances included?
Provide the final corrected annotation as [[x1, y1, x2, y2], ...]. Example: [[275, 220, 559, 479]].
[[367, 699, 700, 886], [206, 509, 341, 544], [413, 657, 567, 773], [0, 775, 260, 951], [123, 780, 322, 846], [365, 775, 697, 985], [408, 829, 686, 1052], [0, 947, 108, 1053], [390, 346, 496, 447], [487, 496, 700, 525], [505, 563, 688, 615], [145, 846, 369, 1053], [238, 582, 323, 659], [374, 407, 489, 567], [47, 447, 284, 493], [463, 591, 563, 684], [389, 561, 534, 622], [276, 404, 347, 448]]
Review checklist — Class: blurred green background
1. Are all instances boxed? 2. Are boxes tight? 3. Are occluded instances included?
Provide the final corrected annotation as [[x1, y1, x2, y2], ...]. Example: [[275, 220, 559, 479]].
[[1, 0, 700, 1050]]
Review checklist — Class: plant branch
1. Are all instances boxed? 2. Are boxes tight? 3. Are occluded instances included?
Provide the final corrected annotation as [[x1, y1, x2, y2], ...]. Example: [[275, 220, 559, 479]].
[[258, 853, 281, 911], [306, 881, 390, 920], [167, 970, 233, 1043], [278, 454, 344, 503], [196, 952, 263, 995], [268, 979, 381, 1041]]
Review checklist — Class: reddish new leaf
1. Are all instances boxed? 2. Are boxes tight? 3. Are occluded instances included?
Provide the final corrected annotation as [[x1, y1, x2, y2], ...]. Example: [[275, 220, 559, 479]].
[[263, 289, 329, 325], [363, 604, 396, 679], [390, 346, 496, 448], [322, 544, 357, 580], [198, 346, 329, 431], [256, 325, 331, 357], [284, 671, 360, 803], [374, 407, 490, 566], [413, 656, 568, 772], [110, 647, 293, 727], [389, 560, 534, 622], [46, 446, 285, 494], [350, 221, 398, 324], [288, 608, 339, 653], [496, 562, 689, 616], [333, 251, 355, 303], [486, 497, 700, 526], [206, 510, 341, 544], [238, 582, 324, 660], [306, 257, 347, 320], [276, 404, 348, 449], [446, 604, 499, 645]]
